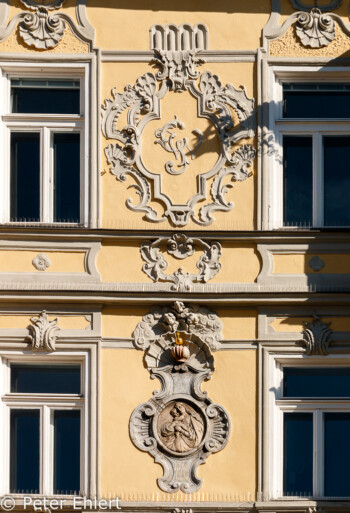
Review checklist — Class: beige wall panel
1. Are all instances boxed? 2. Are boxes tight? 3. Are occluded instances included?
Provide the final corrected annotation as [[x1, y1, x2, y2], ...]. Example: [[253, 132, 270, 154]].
[[211, 244, 260, 284], [88, 0, 269, 51], [216, 309, 257, 339], [97, 242, 147, 283], [273, 253, 350, 275], [102, 307, 150, 338], [98, 242, 260, 284], [0, 250, 86, 273], [101, 62, 256, 231], [0, 314, 89, 330], [101, 349, 257, 500], [271, 316, 350, 333]]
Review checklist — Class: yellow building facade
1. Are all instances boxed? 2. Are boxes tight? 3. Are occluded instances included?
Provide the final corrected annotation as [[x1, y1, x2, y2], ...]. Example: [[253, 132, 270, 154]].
[[0, 0, 350, 512]]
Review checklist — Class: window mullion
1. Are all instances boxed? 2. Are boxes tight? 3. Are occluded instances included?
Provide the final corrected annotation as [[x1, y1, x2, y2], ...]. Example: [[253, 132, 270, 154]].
[[41, 127, 51, 223], [313, 132, 323, 227], [314, 409, 323, 498], [41, 405, 51, 496]]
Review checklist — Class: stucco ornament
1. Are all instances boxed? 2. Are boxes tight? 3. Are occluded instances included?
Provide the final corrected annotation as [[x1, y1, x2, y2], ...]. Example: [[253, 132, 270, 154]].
[[130, 302, 230, 492], [308, 255, 325, 272], [32, 253, 51, 271], [102, 50, 256, 227], [296, 8, 336, 48], [26, 310, 60, 352], [140, 234, 222, 291], [19, 7, 65, 49], [301, 316, 333, 356], [154, 116, 203, 175]]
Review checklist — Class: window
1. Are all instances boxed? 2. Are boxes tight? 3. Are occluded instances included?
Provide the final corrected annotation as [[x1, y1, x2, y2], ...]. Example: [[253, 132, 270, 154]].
[[1, 359, 86, 496], [269, 69, 350, 229], [0, 66, 89, 225], [271, 359, 350, 499]]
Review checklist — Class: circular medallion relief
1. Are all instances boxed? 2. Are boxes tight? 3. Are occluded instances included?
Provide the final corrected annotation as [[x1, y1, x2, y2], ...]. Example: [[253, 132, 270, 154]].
[[158, 401, 205, 454]]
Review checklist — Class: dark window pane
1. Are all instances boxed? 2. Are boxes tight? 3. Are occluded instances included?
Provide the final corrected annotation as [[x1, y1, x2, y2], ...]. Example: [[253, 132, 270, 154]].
[[324, 412, 350, 497], [11, 364, 81, 394], [10, 409, 40, 493], [283, 83, 350, 118], [324, 136, 350, 226], [284, 412, 313, 496], [10, 132, 40, 222], [283, 136, 313, 226], [54, 410, 80, 494], [53, 133, 80, 223], [11, 80, 80, 114], [284, 367, 350, 398]]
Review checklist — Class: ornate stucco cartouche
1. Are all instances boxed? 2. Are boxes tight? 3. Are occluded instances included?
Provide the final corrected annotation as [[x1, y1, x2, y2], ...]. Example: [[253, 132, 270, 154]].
[[129, 301, 230, 493]]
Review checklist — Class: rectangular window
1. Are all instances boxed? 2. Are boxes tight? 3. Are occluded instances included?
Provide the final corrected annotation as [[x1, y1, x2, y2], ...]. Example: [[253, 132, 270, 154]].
[[273, 362, 350, 499], [283, 412, 313, 496], [10, 409, 40, 494], [5, 362, 83, 495], [271, 75, 350, 228], [1, 71, 86, 225]]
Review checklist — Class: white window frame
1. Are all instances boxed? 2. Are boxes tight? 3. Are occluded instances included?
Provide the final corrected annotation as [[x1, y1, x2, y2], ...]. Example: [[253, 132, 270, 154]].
[[268, 66, 350, 230], [0, 63, 90, 226], [0, 351, 90, 498], [268, 353, 350, 500]]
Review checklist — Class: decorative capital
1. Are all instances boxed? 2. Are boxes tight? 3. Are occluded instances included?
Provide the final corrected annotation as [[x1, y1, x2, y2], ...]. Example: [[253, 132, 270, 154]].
[[301, 316, 333, 356], [26, 310, 60, 352], [153, 49, 205, 92]]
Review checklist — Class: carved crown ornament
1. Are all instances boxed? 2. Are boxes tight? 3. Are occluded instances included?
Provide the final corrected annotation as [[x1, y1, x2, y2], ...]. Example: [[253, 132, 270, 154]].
[[26, 310, 60, 352], [129, 301, 230, 493], [270, 6, 350, 49], [102, 34, 256, 227], [0, 0, 92, 51], [140, 233, 222, 292], [300, 316, 333, 356]]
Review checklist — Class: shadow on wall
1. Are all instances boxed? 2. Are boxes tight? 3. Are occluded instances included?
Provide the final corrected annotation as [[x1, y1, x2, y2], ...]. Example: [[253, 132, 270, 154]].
[[87, 0, 271, 13]]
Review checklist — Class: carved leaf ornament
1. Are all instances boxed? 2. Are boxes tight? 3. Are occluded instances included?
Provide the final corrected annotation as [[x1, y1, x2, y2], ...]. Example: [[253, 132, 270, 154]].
[[102, 50, 256, 226], [129, 302, 230, 492], [26, 310, 60, 352]]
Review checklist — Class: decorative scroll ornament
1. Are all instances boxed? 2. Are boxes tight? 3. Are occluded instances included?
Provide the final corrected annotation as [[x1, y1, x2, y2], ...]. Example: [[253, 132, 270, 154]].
[[154, 116, 203, 175], [19, 6, 66, 49], [102, 50, 256, 227], [130, 302, 230, 492], [32, 253, 51, 271], [296, 8, 336, 48], [26, 310, 60, 352], [140, 234, 222, 292], [301, 316, 333, 356]]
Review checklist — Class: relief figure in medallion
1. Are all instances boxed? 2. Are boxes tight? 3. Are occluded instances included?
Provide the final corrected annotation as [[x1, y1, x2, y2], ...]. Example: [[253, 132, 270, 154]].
[[159, 402, 204, 453]]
